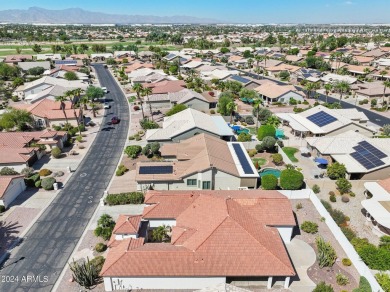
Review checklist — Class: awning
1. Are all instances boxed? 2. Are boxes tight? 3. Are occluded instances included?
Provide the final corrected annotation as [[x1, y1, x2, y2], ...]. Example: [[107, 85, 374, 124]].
[[315, 157, 328, 165]]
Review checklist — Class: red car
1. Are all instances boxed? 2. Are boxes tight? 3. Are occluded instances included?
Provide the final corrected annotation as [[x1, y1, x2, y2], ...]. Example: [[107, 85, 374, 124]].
[[111, 116, 120, 124]]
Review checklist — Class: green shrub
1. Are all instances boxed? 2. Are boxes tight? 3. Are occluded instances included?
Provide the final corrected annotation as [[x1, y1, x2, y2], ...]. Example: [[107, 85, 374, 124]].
[[330, 194, 337, 202], [296, 202, 303, 210], [341, 226, 356, 241], [313, 281, 334, 292], [21, 167, 34, 177], [329, 191, 335, 196], [0, 205, 5, 213], [261, 174, 278, 190], [94, 214, 115, 240], [321, 199, 332, 212], [41, 177, 56, 190], [351, 237, 371, 252], [39, 169, 52, 177], [247, 149, 257, 157], [115, 164, 128, 176], [105, 192, 144, 205], [69, 257, 100, 289], [35, 180, 42, 188], [280, 169, 304, 190], [336, 178, 352, 194], [0, 167, 19, 175], [139, 118, 159, 129], [353, 276, 371, 292], [76, 135, 83, 142], [261, 136, 276, 151], [359, 244, 390, 270], [90, 256, 105, 274], [350, 191, 356, 197], [166, 104, 187, 116], [327, 162, 346, 179], [237, 132, 252, 142], [331, 209, 347, 226], [342, 258, 352, 266], [94, 243, 107, 253], [255, 143, 265, 152], [379, 235, 390, 250], [301, 221, 318, 234], [25, 173, 40, 187], [257, 124, 275, 140], [272, 153, 283, 165], [210, 109, 215, 114], [124, 145, 142, 158], [316, 236, 337, 268], [375, 273, 390, 292], [51, 147, 62, 158], [336, 273, 350, 286], [312, 184, 321, 194]]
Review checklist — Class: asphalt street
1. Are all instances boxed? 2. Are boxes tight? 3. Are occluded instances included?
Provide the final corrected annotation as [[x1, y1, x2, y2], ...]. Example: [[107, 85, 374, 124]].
[[0, 64, 129, 291], [228, 66, 390, 127]]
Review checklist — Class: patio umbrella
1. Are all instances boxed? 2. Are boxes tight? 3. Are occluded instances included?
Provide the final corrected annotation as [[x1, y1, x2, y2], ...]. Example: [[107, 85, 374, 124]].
[[315, 157, 328, 165]]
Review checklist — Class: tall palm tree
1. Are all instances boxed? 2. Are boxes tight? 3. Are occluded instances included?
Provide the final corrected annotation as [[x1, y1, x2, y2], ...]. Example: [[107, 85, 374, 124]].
[[247, 58, 254, 72], [304, 82, 316, 99], [55, 95, 69, 125], [132, 83, 145, 119], [383, 80, 390, 110], [142, 87, 154, 121], [226, 101, 237, 124], [334, 81, 350, 101], [262, 55, 270, 79], [253, 99, 262, 131], [65, 89, 82, 135], [324, 83, 333, 104], [78, 96, 89, 127]]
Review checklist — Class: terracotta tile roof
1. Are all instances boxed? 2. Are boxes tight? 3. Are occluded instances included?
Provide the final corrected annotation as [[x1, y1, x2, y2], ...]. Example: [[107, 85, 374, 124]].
[[113, 215, 142, 234], [347, 65, 374, 74], [267, 63, 301, 73], [0, 175, 25, 199], [353, 55, 374, 63], [143, 80, 186, 94], [379, 178, 390, 193], [124, 62, 154, 73], [254, 83, 303, 100], [101, 190, 295, 277], [13, 99, 80, 120], [4, 55, 33, 63]]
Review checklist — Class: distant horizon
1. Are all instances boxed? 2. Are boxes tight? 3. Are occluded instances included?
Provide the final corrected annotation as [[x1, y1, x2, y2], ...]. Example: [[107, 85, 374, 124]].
[[1, 0, 390, 24]]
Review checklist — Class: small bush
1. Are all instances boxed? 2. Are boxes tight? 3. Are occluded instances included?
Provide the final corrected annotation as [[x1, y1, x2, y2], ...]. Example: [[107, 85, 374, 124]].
[[375, 273, 390, 292], [272, 153, 283, 165], [329, 191, 335, 196], [301, 221, 318, 234], [41, 177, 56, 190], [316, 236, 337, 268], [95, 243, 107, 253], [332, 209, 347, 226], [341, 226, 356, 241], [255, 143, 265, 152], [139, 118, 159, 130], [21, 167, 34, 177], [35, 180, 42, 188], [0, 167, 19, 175], [353, 276, 371, 292], [330, 194, 337, 202], [51, 147, 62, 158], [0, 205, 5, 213], [39, 169, 52, 177], [166, 104, 187, 116], [237, 132, 252, 142], [25, 173, 40, 187], [210, 109, 215, 114], [341, 195, 350, 203], [116, 164, 128, 176], [280, 169, 304, 190], [257, 124, 275, 140], [312, 184, 321, 194], [313, 281, 334, 292], [105, 192, 144, 205], [124, 145, 142, 158], [350, 191, 356, 197], [261, 174, 278, 190], [90, 256, 105, 274], [296, 203, 303, 210], [321, 199, 332, 212], [342, 258, 352, 266], [336, 178, 352, 194], [327, 162, 347, 180], [247, 149, 257, 157], [336, 273, 350, 286], [76, 135, 83, 143]]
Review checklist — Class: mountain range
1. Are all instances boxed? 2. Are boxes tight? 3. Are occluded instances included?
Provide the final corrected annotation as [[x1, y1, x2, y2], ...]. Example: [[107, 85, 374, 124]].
[[0, 7, 220, 24]]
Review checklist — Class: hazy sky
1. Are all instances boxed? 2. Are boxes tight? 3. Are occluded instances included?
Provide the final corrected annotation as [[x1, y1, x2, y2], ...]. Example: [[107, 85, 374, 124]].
[[2, 0, 390, 23]]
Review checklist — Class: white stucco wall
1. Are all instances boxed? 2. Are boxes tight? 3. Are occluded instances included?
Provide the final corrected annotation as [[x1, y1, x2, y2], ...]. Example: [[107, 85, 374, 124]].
[[214, 170, 241, 190], [115, 234, 137, 240], [104, 276, 226, 291], [278, 92, 305, 104], [182, 98, 210, 112], [148, 219, 176, 228], [276, 226, 294, 244], [0, 178, 26, 208]]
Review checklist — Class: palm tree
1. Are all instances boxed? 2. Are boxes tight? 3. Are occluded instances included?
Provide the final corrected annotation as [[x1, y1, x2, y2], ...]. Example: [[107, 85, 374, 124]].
[[304, 82, 317, 99], [380, 70, 388, 81], [55, 95, 69, 125], [262, 55, 269, 79], [65, 89, 82, 135], [334, 81, 350, 101], [247, 58, 254, 72], [324, 83, 333, 104], [253, 99, 262, 131], [226, 101, 237, 124], [383, 80, 390, 110], [132, 83, 145, 119], [78, 96, 89, 127], [142, 87, 154, 121]]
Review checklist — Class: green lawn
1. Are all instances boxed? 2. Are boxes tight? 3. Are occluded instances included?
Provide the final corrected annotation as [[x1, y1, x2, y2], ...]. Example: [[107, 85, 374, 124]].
[[252, 157, 267, 167], [128, 96, 136, 103], [247, 127, 257, 135], [282, 147, 299, 163]]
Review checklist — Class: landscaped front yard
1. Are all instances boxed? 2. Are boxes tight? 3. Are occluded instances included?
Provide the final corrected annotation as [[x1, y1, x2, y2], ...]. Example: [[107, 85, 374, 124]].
[[282, 147, 299, 162]]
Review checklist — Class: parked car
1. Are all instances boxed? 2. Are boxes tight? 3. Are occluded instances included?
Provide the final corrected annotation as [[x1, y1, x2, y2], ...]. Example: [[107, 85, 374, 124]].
[[111, 116, 120, 124], [103, 103, 111, 109]]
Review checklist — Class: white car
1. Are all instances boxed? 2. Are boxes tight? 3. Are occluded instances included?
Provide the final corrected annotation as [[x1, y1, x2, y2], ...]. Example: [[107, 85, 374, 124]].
[[103, 103, 111, 109], [101, 87, 108, 93]]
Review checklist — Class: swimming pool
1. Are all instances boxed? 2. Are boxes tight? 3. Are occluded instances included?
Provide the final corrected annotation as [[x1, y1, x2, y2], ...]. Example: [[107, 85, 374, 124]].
[[259, 168, 281, 178]]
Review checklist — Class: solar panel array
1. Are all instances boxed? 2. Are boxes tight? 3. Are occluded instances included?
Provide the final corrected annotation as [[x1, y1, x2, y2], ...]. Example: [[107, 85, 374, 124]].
[[55, 60, 77, 65], [139, 166, 173, 175], [350, 141, 387, 170], [165, 53, 176, 59], [231, 75, 250, 84], [232, 143, 254, 174], [307, 111, 338, 127]]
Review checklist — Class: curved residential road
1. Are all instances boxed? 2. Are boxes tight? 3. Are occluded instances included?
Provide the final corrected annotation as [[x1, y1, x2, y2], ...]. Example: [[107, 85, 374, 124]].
[[227, 66, 390, 127], [0, 64, 129, 291]]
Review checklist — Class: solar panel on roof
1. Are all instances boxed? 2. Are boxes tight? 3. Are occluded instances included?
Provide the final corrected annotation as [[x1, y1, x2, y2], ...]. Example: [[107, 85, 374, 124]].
[[232, 143, 254, 174], [350, 141, 387, 170], [307, 111, 338, 127], [165, 54, 176, 59], [55, 60, 77, 65], [139, 166, 173, 175], [230, 75, 250, 84]]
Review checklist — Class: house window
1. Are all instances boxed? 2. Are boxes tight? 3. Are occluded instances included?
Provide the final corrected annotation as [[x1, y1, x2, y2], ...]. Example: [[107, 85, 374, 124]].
[[202, 181, 211, 189], [187, 179, 197, 186]]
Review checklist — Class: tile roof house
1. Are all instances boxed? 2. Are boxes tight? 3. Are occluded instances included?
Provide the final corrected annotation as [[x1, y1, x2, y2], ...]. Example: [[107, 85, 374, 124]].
[[0, 175, 26, 208], [101, 190, 296, 291], [254, 83, 305, 104], [0, 130, 67, 171], [306, 131, 390, 180], [143, 80, 187, 94], [136, 134, 259, 191], [145, 108, 234, 142], [4, 55, 33, 64], [276, 105, 374, 137], [168, 89, 216, 112], [17, 61, 51, 72], [351, 81, 390, 98]]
